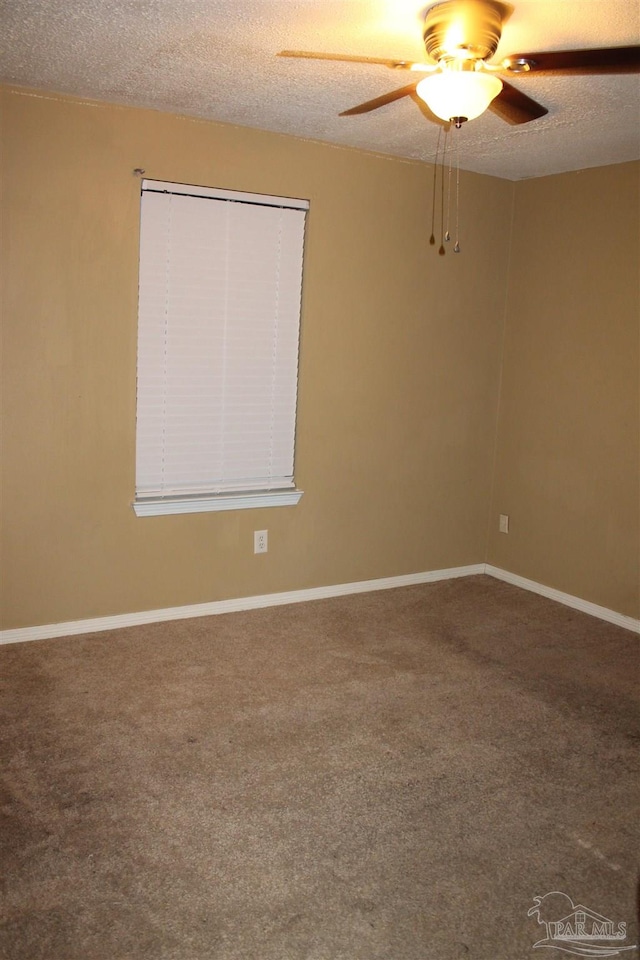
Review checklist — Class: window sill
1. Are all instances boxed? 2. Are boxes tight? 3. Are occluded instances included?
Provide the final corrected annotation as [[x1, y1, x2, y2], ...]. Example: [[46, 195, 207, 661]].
[[133, 489, 304, 517]]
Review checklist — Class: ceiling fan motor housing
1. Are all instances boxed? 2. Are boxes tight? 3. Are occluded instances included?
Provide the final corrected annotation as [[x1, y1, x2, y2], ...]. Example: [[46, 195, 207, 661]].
[[423, 0, 512, 64]]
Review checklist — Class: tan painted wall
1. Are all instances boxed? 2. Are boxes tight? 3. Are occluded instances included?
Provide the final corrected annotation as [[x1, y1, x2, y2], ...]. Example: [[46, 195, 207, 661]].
[[1, 86, 511, 629], [488, 162, 640, 619]]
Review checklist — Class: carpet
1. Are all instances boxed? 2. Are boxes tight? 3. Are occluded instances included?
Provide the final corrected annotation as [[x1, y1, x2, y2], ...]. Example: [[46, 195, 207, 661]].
[[1, 575, 638, 959]]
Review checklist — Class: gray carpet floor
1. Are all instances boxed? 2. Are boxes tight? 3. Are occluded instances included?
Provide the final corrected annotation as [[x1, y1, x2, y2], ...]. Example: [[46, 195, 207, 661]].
[[1, 575, 638, 959]]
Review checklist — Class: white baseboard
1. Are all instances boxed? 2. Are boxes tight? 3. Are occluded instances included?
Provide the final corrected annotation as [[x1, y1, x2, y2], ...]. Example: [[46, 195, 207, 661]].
[[0, 563, 484, 645], [485, 565, 640, 634], [2, 562, 637, 645]]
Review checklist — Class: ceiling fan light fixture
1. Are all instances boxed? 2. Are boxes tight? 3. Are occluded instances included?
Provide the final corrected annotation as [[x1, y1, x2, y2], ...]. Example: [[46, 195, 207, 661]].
[[416, 70, 503, 124]]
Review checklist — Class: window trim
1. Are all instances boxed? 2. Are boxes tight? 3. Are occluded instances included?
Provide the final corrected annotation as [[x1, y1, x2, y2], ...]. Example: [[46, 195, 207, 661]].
[[132, 488, 304, 517]]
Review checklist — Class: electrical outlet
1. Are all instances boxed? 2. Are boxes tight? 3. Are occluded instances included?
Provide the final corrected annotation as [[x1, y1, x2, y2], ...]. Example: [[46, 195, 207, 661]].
[[254, 530, 268, 554], [499, 514, 509, 534]]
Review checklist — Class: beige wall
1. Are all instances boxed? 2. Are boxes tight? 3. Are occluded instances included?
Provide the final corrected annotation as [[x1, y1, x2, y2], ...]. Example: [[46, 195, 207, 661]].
[[2, 87, 638, 630], [1, 86, 512, 629], [487, 163, 640, 619]]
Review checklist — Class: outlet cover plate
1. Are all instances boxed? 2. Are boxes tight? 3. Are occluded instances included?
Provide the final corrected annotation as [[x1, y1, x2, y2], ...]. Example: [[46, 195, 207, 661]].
[[254, 530, 268, 554]]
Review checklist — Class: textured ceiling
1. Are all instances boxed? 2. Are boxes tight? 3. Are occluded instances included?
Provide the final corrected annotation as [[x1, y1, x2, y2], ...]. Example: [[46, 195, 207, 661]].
[[1, 0, 639, 179]]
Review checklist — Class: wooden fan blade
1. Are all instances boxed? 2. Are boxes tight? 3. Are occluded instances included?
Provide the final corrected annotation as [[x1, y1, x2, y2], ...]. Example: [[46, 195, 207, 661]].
[[339, 82, 418, 116], [277, 50, 420, 70], [501, 45, 640, 75], [490, 80, 548, 124]]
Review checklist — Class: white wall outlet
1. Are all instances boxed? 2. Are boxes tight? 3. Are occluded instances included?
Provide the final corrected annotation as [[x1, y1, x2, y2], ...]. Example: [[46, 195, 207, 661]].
[[499, 514, 509, 534], [254, 530, 268, 554]]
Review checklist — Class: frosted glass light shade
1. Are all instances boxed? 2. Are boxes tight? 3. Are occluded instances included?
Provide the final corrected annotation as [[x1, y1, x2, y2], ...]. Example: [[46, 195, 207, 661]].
[[416, 71, 503, 122]]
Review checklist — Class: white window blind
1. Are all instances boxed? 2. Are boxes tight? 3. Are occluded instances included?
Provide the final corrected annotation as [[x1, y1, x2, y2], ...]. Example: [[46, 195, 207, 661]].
[[134, 180, 308, 515]]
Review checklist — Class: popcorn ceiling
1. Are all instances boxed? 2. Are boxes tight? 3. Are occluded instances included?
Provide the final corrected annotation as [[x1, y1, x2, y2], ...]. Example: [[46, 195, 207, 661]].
[[1, 0, 638, 179]]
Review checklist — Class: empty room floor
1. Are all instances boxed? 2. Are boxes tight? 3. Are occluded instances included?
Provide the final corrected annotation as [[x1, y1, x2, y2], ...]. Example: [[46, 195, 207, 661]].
[[1, 575, 638, 960]]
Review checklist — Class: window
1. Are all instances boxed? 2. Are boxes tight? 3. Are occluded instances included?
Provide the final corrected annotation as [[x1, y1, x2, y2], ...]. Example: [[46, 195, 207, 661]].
[[133, 180, 308, 517]]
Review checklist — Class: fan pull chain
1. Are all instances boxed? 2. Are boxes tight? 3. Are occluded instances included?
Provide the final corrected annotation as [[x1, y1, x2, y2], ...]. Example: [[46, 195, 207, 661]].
[[429, 125, 460, 256], [445, 127, 453, 244], [429, 126, 444, 247], [439, 126, 448, 255], [454, 128, 461, 253]]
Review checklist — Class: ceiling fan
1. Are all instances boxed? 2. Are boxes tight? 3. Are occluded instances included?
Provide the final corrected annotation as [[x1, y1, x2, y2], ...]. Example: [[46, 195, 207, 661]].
[[278, 0, 640, 128]]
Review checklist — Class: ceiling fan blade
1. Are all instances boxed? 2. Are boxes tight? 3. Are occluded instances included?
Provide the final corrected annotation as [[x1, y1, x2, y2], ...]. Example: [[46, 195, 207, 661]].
[[339, 82, 418, 116], [490, 80, 548, 124], [277, 50, 421, 70], [501, 45, 640, 75]]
